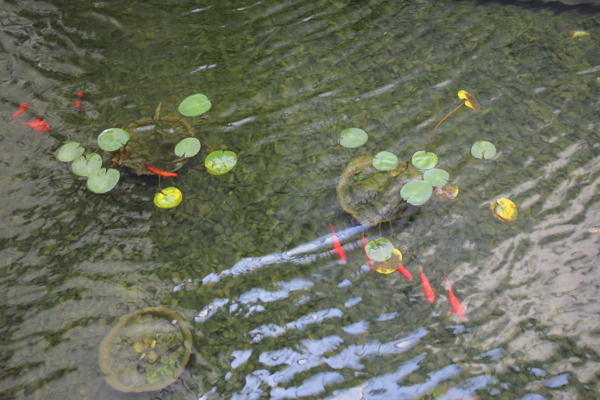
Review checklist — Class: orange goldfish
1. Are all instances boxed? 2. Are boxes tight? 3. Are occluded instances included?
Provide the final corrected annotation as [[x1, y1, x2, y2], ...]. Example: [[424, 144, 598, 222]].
[[361, 233, 374, 269], [143, 163, 178, 178], [12, 102, 28, 118], [329, 224, 347, 264], [14, 118, 51, 132], [442, 276, 465, 320], [419, 266, 435, 303], [397, 264, 412, 280]]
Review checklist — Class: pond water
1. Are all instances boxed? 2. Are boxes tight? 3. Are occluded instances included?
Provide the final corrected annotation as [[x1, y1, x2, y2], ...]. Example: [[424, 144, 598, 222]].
[[1, 0, 600, 399]]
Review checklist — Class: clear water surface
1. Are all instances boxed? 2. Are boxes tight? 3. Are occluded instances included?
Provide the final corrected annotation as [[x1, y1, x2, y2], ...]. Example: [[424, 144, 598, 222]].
[[1, 0, 600, 399]]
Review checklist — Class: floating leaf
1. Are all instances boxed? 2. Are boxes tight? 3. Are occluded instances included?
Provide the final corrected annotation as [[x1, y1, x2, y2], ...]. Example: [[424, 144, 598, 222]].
[[339, 128, 368, 148], [372, 151, 399, 171], [401, 180, 433, 206], [457, 90, 481, 110], [569, 30, 590, 38], [175, 138, 201, 158], [433, 185, 459, 199], [471, 141, 496, 160], [154, 187, 182, 209], [490, 198, 518, 222], [71, 153, 102, 177], [411, 151, 438, 170], [365, 238, 394, 262], [98, 128, 130, 152], [57, 142, 85, 162], [178, 94, 212, 117], [423, 168, 449, 187], [373, 248, 402, 274], [87, 168, 120, 193], [205, 150, 237, 175]]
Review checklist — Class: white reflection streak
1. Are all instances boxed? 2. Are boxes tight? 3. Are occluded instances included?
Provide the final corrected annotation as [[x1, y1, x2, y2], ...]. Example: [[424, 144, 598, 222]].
[[203, 224, 368, 283]]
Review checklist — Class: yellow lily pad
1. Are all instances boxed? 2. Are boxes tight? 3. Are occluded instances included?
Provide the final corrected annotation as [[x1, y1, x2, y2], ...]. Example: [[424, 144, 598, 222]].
[[569, 30, 590, 38], [154, 187, 182, 209], [490, 198, 518, 222], [457, 90, 481, 110], [373, 248, 402, 274]]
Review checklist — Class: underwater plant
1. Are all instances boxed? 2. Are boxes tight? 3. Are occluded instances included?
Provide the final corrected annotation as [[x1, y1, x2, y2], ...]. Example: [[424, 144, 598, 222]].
[[337, 89, 518, 270], [56, 93, 237, 208]]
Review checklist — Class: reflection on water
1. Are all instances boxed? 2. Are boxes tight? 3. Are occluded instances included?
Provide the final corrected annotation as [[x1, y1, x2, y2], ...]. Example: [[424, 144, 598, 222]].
[[1, 0, 600, 399]]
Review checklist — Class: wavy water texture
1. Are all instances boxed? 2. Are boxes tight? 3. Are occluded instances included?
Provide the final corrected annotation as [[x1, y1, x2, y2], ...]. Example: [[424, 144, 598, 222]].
[[1, 0, 599, 399]]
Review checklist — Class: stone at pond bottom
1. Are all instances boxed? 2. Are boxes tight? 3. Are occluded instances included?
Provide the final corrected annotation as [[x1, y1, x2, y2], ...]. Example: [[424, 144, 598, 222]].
[[98, 307, 193, 393]]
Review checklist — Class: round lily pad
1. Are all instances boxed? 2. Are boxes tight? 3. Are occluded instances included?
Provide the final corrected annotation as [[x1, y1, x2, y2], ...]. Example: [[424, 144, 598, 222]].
[[87, 168, 120, 193], [372, 151, 399, 171], [205, 150, 237, 175], [365, 238, 394, 262], [178, 94, 212, 117], [72, 153, 102, 177], [175, 138, 201, 158], [411, 151, 438, 170], [57, 141, 84, 162], [471, 141, 496, 160], [400, 180, 433, 206], [154, 187, 182, 209], [373, 248, 403, 274], [339, 128, 368, 148], [490, 198, 518, 222], [98, 128, 130, 152], [423, 168, 449, 187]]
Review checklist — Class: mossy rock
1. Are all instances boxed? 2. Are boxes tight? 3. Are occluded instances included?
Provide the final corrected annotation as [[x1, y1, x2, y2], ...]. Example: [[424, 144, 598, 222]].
[[121, 103, 196, 175], [337, 156, 420, 226], [98, 307, 193, 393]]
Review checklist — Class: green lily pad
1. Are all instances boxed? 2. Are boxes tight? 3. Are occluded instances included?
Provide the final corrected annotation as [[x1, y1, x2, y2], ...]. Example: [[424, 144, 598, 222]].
[[411, 151, 438, 170], [154, 187, 182, 209], [205, 150, 237, 175], [57, 141, 84, 162], [98, 128, 130, 152], [87, 168, 120, 193], [178, 94, 212, 117], [365, 238, 394, 262], [174, 138, 201, 158], [400, 180, 433, 205], [423, 168, 449, 187], [71, 153, 102, 177], [471, 141, 496, 160], [339, 128, 368, 148], [372, 151, 399, 171]]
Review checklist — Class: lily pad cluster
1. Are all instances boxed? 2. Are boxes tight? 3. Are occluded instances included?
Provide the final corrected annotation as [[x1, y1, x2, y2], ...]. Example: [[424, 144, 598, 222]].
[[56, 93, 237, 207], [56, 128, 130, 193], [337, 90, 517, 222]]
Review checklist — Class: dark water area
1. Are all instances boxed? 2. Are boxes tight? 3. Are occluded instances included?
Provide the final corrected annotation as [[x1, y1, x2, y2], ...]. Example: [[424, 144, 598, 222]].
[[1, 0, 600, 399]]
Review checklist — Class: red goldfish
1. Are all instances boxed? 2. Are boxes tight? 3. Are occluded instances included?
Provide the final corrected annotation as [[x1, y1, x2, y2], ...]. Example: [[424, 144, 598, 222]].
[[397, 264, 412, 280], [14, 118, 51, 132], [442, 276, 465, 320], [12, 102, 29, 118], [419, 266, 435, 303], [329, 224, 347, 264], [361, 233, 374, 269], [143, 163, 178, 178], [74, 92, 84, 108]]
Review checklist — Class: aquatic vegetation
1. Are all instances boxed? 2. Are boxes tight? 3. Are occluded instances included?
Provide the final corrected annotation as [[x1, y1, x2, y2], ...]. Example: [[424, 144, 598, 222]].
[[98, 307, 192, 393], [153, 187, 183, 209], [335, 90, 520, 316], [55, 93, 237, 205]]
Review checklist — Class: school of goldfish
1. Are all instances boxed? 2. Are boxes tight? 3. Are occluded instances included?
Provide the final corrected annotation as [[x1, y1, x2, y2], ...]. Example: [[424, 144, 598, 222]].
[[11, 92, 85, 132], [332, 225, 466, 320]]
